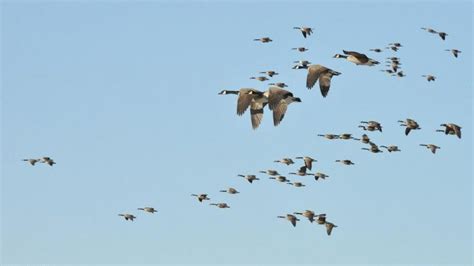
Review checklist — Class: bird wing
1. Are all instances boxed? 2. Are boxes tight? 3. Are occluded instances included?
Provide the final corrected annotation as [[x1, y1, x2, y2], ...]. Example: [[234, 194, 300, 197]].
[[306, 65, 326, 89], [326, 223, 334, 235], [453, 125, 461, 139], [405, 127, 411, 136], [343, 50, 369, 63], [319, 72, 333, 97], [250, 100, 264, 129], [304, 158, 313, 171], [272, 100, 288, 126], [290, 218, 297, 227], [236, 89, 254, 116]]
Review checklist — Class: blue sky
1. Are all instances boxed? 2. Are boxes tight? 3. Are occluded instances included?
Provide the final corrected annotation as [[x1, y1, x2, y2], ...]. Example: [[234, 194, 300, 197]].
[[1, 1, 472, 265]]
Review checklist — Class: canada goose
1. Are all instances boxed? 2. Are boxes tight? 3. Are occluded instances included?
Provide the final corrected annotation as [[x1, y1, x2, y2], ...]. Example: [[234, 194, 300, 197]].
[[358, 125, 377, 132], [380, 69, 395, 74], [293, 210, 320, 223], [360, 121, 382, 132], [210, 203, 230, 208], [316, 214, 327, 224], [436, 129, 455, 135], [362, 142, 383, 153], [219, 187, 240, 194], [339, 133, 355, 140], [22, 158, 41, 166], [254, 37, 272, 43], [325, 222, 338, 236], [369, 48, 383, 53], [292, 60, 311, 69], [259, 169, 279, 176], [398, 119, 421, 135], [269, 175, 290, 183], [118, 213, 136, 221], [421, 27, 438, 34], [333, 50, 379, 66], [287, 181, 305, 187], [268, 82, 288, 88], [387, 56, 400, 61], [259, 70, 278, 77], [386, 46, 399, 52], [250, 76, 269, 82], [306, 64, 341, 97], [237, 174, 259, 183], [277, 214, 300, 227], [218, 88, 268, 129], [293, 26, 313, 38], [251, 87, 301, 126], [137, 207, 157, 213], [295, 156, 317, 171], [380, 145, 401, 152], [191, 193, 210, 202], [292, 47, 309, 52], [439, 123, 461, 139], [356, 134, 371, 144], [392, 71, 406, 78], [317, 134, 339, 140], [445, 49, 461, 58], [40, 157, 56, 166], [420, 144, 440, 154], [314, 172, 329, 181], [289, 166, 312, 176], [389, 42, 402, 47], [274, 158, 295, 165], [335, 160, 354, 165], [422, 75, 436, 82], [437, 32, 447, 40]]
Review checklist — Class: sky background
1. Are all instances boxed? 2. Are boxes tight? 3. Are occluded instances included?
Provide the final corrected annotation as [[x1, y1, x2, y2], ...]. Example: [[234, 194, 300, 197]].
[[1, 1, 472, 265]]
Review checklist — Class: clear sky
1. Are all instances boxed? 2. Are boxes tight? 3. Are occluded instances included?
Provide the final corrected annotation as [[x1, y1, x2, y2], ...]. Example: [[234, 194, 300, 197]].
[[1, 1, 472, 265]]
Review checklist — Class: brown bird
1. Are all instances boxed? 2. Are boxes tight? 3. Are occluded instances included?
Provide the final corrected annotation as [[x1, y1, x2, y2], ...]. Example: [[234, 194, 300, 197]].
[[369, 48, 383, 53], [274, 158, 295, 165], [325, 222, 338, 236], [334, 50, 379, 66], [362, 142, 383, 153], [318, 134, 339, 140], [287, 181, 305, 187], [380, 145, 401, 152], [360, 121, 383, 132], [269, 175, 290, 183], [118, 213, 136, 221], [295, 156, 317, 171], [293, 26, 314, 38], [335, 159, 354, 165], [398, 119, 421, 135], [313, 172, 329, 181], [292, 47, 309, 52], [250, 76, 269, 82], [210, 203, 230, 208], [191, 193, 210, 202], [259, 70, 278, 77], [219, 187, 240, 194], [137, 207, 157, 213], [238, 174, 260, 183], [420, 144, 440, 154], [22, 158, 41, 166], [445, 49, 461, 58], [422, 75, 436, 82], [289, 166, 312, 176], [254, 37, 272, 43], [439, 123, 461, 139], [306, 64, 341, 97], [277, 214, 300, 227]]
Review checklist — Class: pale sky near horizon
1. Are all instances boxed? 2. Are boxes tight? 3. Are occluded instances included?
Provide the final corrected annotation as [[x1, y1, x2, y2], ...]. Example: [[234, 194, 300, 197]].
[[1, 1, 472, 265]]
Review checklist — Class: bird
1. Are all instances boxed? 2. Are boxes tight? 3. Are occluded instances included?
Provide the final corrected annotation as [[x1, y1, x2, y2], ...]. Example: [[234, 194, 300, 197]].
[[219, 187, 240, 194], [335, 160, 354, 165], [292, 47, 309, 52], [259, 70, 278, 77], [389, 42, 403, 47], [250, 76, 269, 82], [218, 88, 268, 129], [313, 172, 329, 181], [249, 87, 301, 126], [352, 134, 371, 144], [268, 82, 288, 88], [333, 50, 379, 66], [295, 156, 317, 170], [439, 123, 462, 139], [306, 64, 341, 97], [380, 69, 395, 74], [210, 203, 230, 208], [22, 158, 41, 166], [437, 32, 448, 40], [421, 27, 447, 40], [316, 214, 327, 224], [386, 46, 399, 52], [293, 210, 322, 223], [325, 222, 338, 236], [421, 27, 438, 34], [445, 49, 461, 58], [277, 214, 300, 227], [392, 71, 406, 78], [191, 193, 210, 202], [238, 174, 260, 183], [360, 121, 382, 132], [339, 133, 355, 140], [362, 142, 383, 153], [318, 134, 339, 140], [254, 37, 272, 43], [40, 157, 56, 166], [420, 144, 440, 154], [380, 145, 401, 152], [137, 207, 157, 213], [358, 125, 378, 132], [287, 181, 305, 187], [269, 175, 290, 183], [292, 60, 311, 69], [259, 169, 279, 176], [398, 119, 421, 135], [369, 48, 383, 53], [422, 75, 436, 82], [289, 166, 312, 176], [118, 213, 136, 221], [293, 26, 314, 38], [274, 158, 295, 165]]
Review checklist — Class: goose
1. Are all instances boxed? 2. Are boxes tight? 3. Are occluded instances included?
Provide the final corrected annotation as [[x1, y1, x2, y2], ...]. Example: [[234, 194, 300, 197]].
[[218, 88, 268, 129], [314, 172, 329, 181], [362, 142, 383, 153], [287, 181, 305, 187], [191, 193, 210, 202], [420, 144, 440, 154], [293, 210, 319, 223], [259, 169, 279, 176], [40, 157, 56, 166], [259, 70, 278, 77], [210, 203, 230, 208], [268, 82, 288, 88], [392, 71, 406, 78], [316, 214, 327, 224], [274, 158, 295, 165], [380, 69, 395, 74], [358, 125, 377, 132], [398, 119, 421, 135], [339, 133, 355, 140], [269, 175, 290, 183], [295, 156, 317, 171], [292, 47, 309, 52], [219, 187, 240, 194], [421, 27, 438, 34], [293, 26, 313, 38], [289, 166, 312, 176], [249, 87, 301, 126], [369, 48, 383, 53], [306, 64, 341, 97], [292, 60, 311, 69], [318, 134, 339, 140], [422, 75, 436, 82], [250, 76, 269, 82], [254, 37, 272, 43], [277, 214, 300, 227], [389, 42, 402, 48], [439, 123, 461, 139], [137, 207, 157, 213], [118, 213, 136, 221], [22, 158, 41, 166], [333, 50, 379, 66], [445, 49, 461, 58], [238, 174, 259, 183], [335, 160, 354, 165], [387, 56, 400, 61], [436, 129, 455, 135], [353, 134, 371, 144], [360, 121, 382, 132], [325, 222, 338, 236], [386, 46, 399, 52], [380, 145, 401, 152], [437, 32, 448, 40]]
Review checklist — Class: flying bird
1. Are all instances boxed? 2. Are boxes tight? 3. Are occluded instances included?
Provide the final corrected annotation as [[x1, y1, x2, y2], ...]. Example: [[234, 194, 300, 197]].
[[293, 26, 314, 38], [306, 64, 341, 97], [334, 50, 379, 66]]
